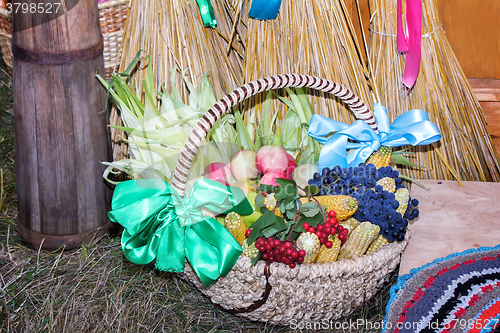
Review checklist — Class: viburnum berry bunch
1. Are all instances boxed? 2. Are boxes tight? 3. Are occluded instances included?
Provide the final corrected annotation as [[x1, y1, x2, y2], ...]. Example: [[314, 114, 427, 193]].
[[301, 209, 349, 247]]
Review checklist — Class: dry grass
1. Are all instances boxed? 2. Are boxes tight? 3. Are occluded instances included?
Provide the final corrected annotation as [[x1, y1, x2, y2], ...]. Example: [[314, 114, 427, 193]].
[[0, 231, 398, 332], [368, 0, 500, 182], [0, 59, 396, 332]]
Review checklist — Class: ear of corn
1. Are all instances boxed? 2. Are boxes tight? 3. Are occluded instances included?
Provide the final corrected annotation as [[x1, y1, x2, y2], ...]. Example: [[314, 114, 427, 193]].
[[366, 235, 389, 254], [296, 232, 321, 263], [338, 222, 380, 259], [264, 193, 283, 218], [224, 212, 247, 245], [340, 217, 360, 233], [366, 146, 392, 168], [395, 188, 410, 215], [376, 177, 396, 193], [241, 239, 259, 258], [300, 195, 358, 220], [315, 235, 341, 263]]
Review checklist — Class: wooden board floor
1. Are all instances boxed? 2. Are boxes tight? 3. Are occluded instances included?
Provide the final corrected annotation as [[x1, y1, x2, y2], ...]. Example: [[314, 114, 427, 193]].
[[469, 78, 500, 155], [399, 179, 500, 275]]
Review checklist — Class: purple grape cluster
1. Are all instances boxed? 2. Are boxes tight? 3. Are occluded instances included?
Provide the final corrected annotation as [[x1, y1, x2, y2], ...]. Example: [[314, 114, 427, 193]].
[[307, 163, 419, 242]]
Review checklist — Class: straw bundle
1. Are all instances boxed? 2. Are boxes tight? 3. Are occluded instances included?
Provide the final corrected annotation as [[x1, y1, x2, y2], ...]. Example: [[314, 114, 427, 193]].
[[243, 0, 374, 126], [368, 0, 500, 182], [110, 0, 247, 161]]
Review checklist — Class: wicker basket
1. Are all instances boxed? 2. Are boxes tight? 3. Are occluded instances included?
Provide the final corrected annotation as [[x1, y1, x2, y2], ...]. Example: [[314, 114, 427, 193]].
[[0, 7, 12, 73], [0, 0, 129, 78], [169, 74, 411, 325]]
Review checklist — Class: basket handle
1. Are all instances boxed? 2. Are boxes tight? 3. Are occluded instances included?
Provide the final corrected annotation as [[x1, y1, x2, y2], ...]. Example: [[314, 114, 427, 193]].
[[172, 74, 377, 196]]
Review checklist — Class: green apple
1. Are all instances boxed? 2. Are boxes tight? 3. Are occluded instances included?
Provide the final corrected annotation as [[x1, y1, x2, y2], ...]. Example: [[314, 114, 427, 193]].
[[240, 191, 261, 228], [231, 178, 257, 195], [216, 216, 225, 225]]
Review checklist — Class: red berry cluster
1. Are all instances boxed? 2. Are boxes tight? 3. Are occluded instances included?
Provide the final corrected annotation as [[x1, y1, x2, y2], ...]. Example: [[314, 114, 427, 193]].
[[301, 210, 349, 248], [253, 237, 305, 269]]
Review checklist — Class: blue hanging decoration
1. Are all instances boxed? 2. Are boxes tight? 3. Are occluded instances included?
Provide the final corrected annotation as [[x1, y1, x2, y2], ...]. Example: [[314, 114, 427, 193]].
[[248, 0, 282, 20]]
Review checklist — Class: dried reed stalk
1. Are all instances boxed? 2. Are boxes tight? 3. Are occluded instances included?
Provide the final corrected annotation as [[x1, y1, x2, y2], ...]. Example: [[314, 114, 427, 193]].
[[110, 0, 247, 161], [243, 0, 374, 126], [368, 0, 500, 182]]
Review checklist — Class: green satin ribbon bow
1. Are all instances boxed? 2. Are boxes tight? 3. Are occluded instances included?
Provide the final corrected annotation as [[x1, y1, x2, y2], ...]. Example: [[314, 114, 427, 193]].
[[107, 178, 253, 287]]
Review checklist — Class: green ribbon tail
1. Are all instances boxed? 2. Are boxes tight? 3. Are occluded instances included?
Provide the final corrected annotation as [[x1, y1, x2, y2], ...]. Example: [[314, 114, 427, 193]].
[[185, 218, 242, 287], [196, 0, 217, 28], [152, 208, 186, 272]]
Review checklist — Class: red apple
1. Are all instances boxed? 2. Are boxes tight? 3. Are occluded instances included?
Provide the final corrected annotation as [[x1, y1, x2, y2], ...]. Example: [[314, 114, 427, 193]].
[[285, 153, 297, 177], [259, 170, 290, 186], [230, 149, 259, 180], [255, 145, 289, 174], [204, 162, 232, 185]]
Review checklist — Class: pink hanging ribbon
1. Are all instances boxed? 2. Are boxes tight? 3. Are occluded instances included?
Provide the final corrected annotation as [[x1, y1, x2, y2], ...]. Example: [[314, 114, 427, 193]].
[[397, 0, 422, 89]]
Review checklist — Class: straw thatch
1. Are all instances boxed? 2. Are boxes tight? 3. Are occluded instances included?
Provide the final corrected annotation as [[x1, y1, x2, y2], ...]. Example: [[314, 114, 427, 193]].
[[368, 0, 500, 182], [243, 0, 374, 124]]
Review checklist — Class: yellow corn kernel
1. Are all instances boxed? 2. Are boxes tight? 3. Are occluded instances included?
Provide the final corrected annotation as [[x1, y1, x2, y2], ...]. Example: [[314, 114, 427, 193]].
[[395, 188, 410, 215], [296, 232, 320, 263], [366, 234, 389, 254], [340, 217, 360, 233], [300, 195, 358, 221], [376, 177, 396, 193], [241, 239, 259, 258], [315, 235, 341, 263], [366, 146, 392, 168], [224, 212, 247, 245], [338, 222, 380, 259], [264, 193, 283, 218]]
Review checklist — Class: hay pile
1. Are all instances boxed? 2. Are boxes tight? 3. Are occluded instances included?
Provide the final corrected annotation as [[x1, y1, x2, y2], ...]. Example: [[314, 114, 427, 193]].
[[110, 0, 247, 161]]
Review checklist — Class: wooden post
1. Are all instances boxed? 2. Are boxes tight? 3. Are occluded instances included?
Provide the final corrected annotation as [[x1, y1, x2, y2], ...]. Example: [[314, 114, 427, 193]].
[[13, 0, 113, 250]]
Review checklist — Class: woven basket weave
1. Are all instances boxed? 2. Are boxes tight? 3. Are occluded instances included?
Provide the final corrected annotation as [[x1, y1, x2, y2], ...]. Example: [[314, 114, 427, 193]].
[[171, 74, 410, 324], [0, 7, 12, 73], [0, 0, 128, 78]]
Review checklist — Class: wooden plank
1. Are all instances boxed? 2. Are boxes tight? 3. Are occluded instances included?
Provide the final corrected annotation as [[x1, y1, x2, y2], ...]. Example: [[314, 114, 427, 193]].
[[469, 79, 500, 102], [480, 101, 500, 155], [438, 0, 500, 80], [399, 179, 500, 275]]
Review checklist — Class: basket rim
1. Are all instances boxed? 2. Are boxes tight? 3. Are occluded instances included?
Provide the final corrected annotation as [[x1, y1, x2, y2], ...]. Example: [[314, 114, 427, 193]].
[[0, 7, 10, 19], [193, 223, 410, 281], [98, 0, 129, 10]]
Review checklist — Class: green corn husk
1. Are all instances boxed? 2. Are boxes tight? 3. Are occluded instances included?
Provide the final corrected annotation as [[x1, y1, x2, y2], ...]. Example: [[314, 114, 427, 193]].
[[109, 0, 247, 161], [97, 58, 239, 190], [275, 88, 321, 164]]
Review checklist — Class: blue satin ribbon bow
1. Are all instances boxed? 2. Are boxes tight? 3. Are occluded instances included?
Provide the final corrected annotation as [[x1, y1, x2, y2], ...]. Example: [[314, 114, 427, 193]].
[[308, 103, 442, 171], [107, 178, 253, 287]]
